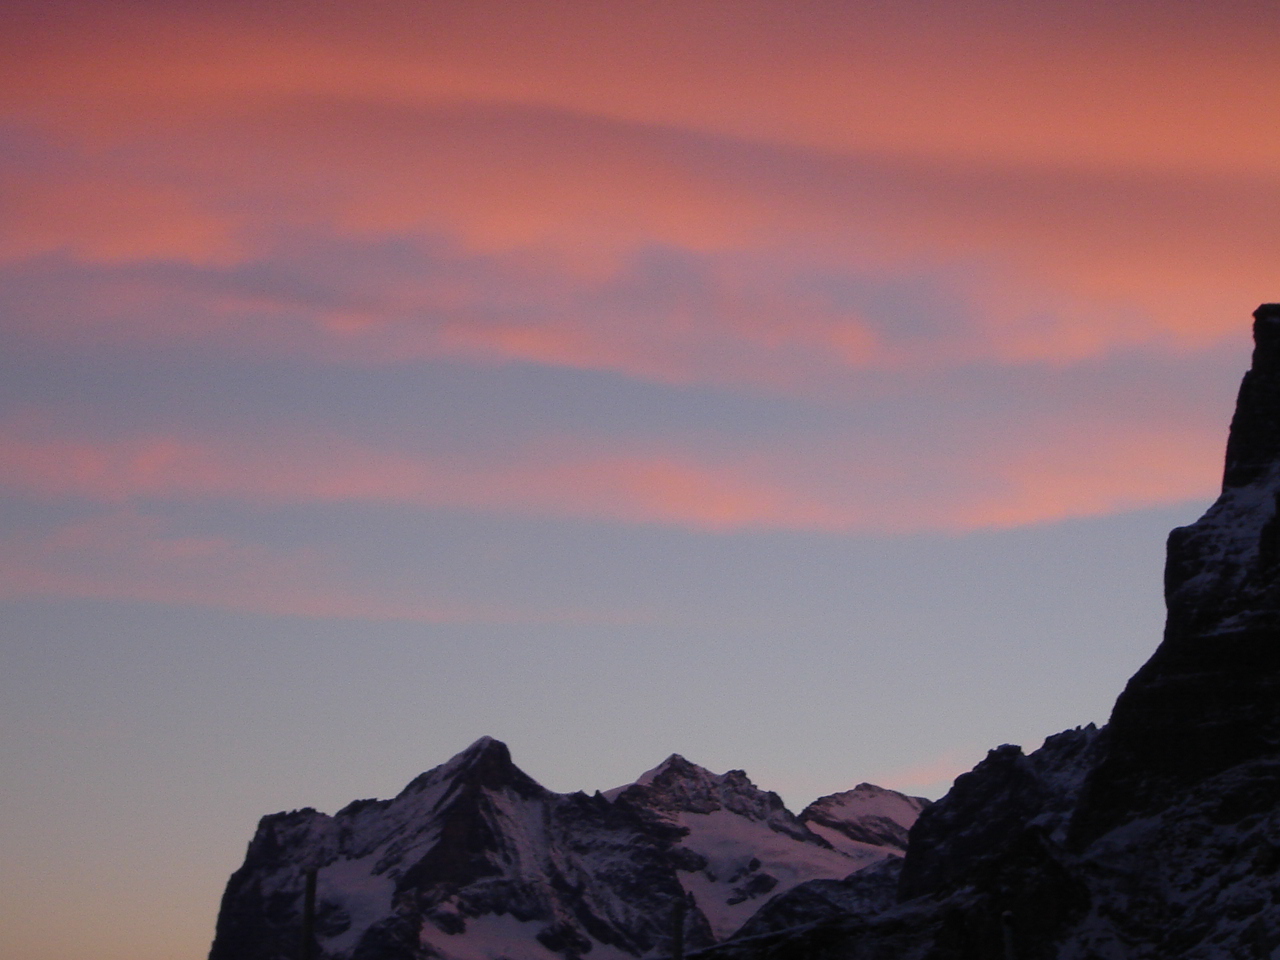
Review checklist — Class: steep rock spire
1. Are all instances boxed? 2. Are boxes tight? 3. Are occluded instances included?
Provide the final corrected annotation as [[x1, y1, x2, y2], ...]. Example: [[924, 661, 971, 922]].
[[1223, 304, 1280, 489], [1072, 304, 1280, 844]]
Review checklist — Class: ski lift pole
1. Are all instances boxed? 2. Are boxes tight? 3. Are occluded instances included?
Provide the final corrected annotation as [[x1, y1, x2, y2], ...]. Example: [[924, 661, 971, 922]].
[[671, 891, 687, 960], [300, 868, 317, 960]]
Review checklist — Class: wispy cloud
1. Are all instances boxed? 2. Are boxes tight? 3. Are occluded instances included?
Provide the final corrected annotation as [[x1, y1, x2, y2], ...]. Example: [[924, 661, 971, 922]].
[[0, 509, 640, 624], [0, 409, 1223, 534]]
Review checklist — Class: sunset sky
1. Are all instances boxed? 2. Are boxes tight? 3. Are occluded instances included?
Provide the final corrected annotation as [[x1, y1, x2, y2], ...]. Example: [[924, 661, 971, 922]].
[[2, 2, 1278, 959]]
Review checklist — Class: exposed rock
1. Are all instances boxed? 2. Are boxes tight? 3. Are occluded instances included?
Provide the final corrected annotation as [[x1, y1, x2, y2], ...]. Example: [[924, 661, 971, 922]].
[[898, 725, 1099, 901], [729, 857, 903, 940]]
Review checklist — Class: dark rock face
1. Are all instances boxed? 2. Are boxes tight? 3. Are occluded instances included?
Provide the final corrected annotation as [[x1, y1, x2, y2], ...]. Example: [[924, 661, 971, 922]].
[[729, 857, 903, 941], [898, 726, 1099, 901]]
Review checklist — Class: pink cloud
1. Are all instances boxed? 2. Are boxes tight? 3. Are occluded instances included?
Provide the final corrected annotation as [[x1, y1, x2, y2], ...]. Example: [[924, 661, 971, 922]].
[[0, 413, 1224, 534], [5, 1, 1275, 180], [963, 425, 1226, 529], [0, 167, 242, 266], [2, 3, 1276, 389], [0, 426, 856, 531]]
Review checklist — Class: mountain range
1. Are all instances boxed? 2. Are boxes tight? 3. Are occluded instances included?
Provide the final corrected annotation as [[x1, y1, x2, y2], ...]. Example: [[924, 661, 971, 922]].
[[209, 741, 926, 960]]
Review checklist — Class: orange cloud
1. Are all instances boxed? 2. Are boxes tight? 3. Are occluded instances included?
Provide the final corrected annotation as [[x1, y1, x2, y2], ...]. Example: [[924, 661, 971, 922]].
[[3, 1, 1276, 388], [0, 167, 241, 265], [6, 1, 1277, 179]]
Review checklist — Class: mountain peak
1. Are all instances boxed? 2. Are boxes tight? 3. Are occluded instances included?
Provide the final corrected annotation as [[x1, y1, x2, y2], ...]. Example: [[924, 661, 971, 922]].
[[1220, 303, 1280, 490], [607, 755, 799, 830], [649, 753, 713, 781], [458, 734, 505, 760], [427, 735, 512, 778], [211, 741, 909, 960], [1159, 304, 1280, 637], [603, 753, 716, 800], [396, 735, 543, 803]]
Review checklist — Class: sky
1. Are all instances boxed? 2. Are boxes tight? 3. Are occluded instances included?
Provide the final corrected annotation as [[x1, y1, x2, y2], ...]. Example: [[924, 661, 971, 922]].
[[1, 1, 1278, 958]]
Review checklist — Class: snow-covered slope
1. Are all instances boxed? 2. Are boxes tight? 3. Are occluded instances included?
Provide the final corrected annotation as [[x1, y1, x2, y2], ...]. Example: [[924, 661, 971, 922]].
[[209, 741, 917, 960], [606, 755, 925, 940]]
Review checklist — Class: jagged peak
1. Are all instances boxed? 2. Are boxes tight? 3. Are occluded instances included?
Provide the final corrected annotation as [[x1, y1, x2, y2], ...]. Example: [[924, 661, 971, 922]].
[[395, 735, 545, 803], [648, 753, 719, 782], [1163, 305, 1280, 631], [639, 753, 696, 782], [603, 754, 801, 829], [1221, 303, 1280, 490], [602, 753, 720, 800]]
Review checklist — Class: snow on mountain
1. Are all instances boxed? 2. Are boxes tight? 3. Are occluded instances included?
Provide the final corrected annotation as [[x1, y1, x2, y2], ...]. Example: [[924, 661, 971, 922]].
[[615, 758, 930, 939], [209, 741, 915, 960], [798, 783, 929, 858]]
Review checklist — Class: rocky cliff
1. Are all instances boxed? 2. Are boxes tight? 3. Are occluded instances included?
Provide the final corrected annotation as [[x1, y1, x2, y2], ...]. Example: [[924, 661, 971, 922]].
[[1072, 302, 1280, 844]]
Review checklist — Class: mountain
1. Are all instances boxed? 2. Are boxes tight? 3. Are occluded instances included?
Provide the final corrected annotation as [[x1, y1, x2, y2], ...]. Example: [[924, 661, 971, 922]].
[[208, 740, 926, 960], [694, 303, 1280, 960]]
